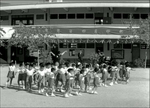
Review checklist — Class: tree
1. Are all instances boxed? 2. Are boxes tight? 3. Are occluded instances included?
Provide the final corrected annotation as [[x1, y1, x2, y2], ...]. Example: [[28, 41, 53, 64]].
[[122, 15, 150, 68], [7, 25, 56, 65], [0, 28, 6, 37], [0, 28, 6, 46]]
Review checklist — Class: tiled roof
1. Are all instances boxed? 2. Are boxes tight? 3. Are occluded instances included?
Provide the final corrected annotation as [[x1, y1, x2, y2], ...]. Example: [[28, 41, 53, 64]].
[[0, 0, 149, 7]]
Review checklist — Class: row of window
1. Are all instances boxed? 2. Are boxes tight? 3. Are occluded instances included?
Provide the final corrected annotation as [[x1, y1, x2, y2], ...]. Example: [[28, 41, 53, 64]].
[[113, 13, 149, 19], [50, 13, 94, 19], [1, 13, 149, 21], [59, 43, 134, 49]]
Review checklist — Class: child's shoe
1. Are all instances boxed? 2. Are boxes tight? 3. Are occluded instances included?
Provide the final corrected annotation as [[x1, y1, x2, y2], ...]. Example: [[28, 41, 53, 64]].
[[115, 81, 118, 84], [104, 84, 108, 87], [38, 90, 41, 94], [94, 91, 98, 94], [109, 82, 113, 86], [51, 93, 56, 97], [6, 82, 8, 87], [78, 93, 82, 96], [64, 93, 69, 98], [75, 91, 78, 95], [23, 86, 25, 89], [69, 93, 73, 96], [46, 93, 49, 97]]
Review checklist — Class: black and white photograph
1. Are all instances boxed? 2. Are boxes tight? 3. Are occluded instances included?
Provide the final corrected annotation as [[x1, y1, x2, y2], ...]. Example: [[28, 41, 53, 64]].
[[0, 0, 149, 107]]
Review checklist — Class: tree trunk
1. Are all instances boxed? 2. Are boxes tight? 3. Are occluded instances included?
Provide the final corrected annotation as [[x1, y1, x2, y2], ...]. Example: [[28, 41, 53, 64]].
[[145, 49, 148, 68]]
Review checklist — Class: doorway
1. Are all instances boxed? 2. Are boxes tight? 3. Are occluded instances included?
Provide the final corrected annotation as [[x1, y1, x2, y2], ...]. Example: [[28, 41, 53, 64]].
[[132, 43, 140, 62], [95, 43, 104, 53]]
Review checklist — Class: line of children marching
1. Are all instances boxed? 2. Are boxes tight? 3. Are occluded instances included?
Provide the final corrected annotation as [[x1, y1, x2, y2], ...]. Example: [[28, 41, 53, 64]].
[[6, 60, 132, 98]]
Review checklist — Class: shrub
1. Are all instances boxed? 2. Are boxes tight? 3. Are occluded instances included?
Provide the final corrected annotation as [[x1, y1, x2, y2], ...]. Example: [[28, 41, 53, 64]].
[[134, 58, 144, 68]]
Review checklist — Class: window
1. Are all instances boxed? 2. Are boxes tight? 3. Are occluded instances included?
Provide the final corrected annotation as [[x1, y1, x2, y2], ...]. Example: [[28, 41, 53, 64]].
[[114, 43, 122, 49], [87, 43, 94, 48], [141, 14, 148, 19], [114, 13, 122, 19], [36, 14, 44, 20], [68, 43, 77, 48], [50, 14, 58, 19], [77, 43, 85, 48], [107, 43, 110, 50], [59, 43, 68, 48], [77, 13, 84, 19], [68, 14, 75, 19], [86, 13, 93, 19], [59, 14, 66, 19], [123, 14, 130, 19], [132, 14, 140, 19], [95, 13, 103, 19], [0, 16, 9, 20], [123, 44, 131, 49]]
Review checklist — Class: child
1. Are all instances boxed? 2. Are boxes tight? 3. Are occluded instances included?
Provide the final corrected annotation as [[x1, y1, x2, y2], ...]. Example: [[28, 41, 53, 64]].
[[125, 63, 131, 84], [17, 63, 25, 89], [74, 65, 81, 89], [102, 64, 108, 87], [23, 63, 29, 89], [33, 63, 39, 84], [55, 63, 67, 92], [84, 64, 91, 92], [26, 64, 35, 92], [109, 61, 118, 86], [77, 69, 85, 96], [64, 68, 74, 98], [45, 67, 56, 97], [91, 68, 100, 94], [6, 62, 16, 87], [36, 63, 47, 94]]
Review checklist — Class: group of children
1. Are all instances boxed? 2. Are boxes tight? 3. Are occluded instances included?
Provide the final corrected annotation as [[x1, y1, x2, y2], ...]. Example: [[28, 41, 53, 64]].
[[6, 60, 131, 98]]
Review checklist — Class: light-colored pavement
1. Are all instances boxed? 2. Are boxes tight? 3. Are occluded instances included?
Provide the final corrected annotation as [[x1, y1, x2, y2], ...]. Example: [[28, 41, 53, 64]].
[[0, 67, 149, 107]]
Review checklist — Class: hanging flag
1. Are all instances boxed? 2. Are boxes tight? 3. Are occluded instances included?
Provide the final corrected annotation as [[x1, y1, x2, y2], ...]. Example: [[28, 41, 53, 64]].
[[82, 29, 86, 33], [69, 29, 72, 33], [94, 29, 97, 34], [57, 29, 60, 33], [106, 29, 110, 34]]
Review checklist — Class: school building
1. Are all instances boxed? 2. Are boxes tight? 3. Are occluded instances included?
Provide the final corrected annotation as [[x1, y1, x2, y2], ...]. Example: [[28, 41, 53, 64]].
[[0, 0, 149, 64]]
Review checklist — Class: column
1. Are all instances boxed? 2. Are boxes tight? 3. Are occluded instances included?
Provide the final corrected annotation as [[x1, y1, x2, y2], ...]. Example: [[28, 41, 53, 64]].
[[7, 46, 11, 63]]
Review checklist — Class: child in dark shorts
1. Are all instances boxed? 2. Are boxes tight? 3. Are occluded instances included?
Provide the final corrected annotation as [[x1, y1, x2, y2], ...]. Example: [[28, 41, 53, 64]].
[[6, 62, 16, 87], [125, 63, 131, 84], [76, 69, 85, 96], [64, 68, 75, 98], [91, 68, 100, 94], [102, 64, 108, 87], [45, 68, 56, 97], [17, 63, 26, 89]]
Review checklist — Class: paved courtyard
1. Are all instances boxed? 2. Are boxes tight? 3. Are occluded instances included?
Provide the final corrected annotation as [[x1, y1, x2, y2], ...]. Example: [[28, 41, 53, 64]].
[[0, 66, 149, 107]]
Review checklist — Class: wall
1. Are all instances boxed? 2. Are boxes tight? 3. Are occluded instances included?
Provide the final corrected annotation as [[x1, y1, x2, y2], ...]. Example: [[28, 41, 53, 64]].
[[59, 42, 133, 62], [140, 49, 150, 60], [112, 8, 149, 24]]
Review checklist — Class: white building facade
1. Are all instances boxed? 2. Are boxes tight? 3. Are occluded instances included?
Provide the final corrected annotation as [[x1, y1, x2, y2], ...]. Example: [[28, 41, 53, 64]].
[[0, 0, 149, 64]]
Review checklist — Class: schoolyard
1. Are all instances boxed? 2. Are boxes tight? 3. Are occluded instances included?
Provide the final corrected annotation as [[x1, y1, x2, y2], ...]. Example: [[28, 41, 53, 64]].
[[0, 66, 149, 107]]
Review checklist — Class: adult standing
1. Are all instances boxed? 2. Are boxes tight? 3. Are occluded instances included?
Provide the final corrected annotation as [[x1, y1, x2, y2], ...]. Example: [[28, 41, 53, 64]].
[[78, 50, 84, 64], [50, 50, 67, 64]]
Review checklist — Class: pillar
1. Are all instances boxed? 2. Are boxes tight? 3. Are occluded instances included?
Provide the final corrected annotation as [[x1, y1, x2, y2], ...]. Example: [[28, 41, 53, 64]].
[[7, 46, 11, 63]]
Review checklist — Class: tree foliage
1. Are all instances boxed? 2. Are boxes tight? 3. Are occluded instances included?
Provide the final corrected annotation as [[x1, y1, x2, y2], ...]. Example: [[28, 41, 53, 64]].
[[0, 28, 6, 38], [8, 25, 56, 63], [122, 15, 150, 47], [122, 15, 150, 68]]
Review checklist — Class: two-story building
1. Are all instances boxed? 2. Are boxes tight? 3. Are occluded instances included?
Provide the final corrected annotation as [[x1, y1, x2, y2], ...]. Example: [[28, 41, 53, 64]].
[[0, 0, 149, 63]]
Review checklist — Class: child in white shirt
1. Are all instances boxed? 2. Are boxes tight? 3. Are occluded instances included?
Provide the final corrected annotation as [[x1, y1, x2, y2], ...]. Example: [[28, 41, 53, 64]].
[[45, 67, 56, 97], [26, 64, 35, 92], [6, 62, 16, 87], [36, 63, 47, 94]]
